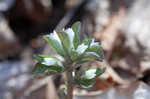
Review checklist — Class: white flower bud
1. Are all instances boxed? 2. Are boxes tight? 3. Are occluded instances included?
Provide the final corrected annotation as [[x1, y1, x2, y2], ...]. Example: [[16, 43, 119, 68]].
[[49, 31, 61, 44], [90, 39, 99, 47], [76, 44, 88, 54], [85, 69, 97, 79], [64, 28, 75, 48], [41, 57, 62, 66]]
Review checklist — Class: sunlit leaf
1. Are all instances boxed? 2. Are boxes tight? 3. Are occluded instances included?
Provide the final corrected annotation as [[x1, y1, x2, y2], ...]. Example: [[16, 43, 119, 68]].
[[57, 31, 72, 60], [44, 33, 64, 56], [70, 51, 80, 61], [64, 28, 75, 49], [87, 45, 104, 61], [75, 77, 94, 89], [32, 55, 65, 77], [74, 68, 105, 89], [95, 67, 106, 77], [72, 22, 81, 49]]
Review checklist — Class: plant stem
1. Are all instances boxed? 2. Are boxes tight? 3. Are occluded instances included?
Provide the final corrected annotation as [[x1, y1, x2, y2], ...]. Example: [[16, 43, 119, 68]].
[[66, 71, 73, 99]]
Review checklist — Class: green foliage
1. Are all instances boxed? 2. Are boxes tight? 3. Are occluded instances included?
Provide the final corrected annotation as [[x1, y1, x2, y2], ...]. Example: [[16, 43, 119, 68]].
[[74, 68, 106, 88], [32, 21, 105, 89], [72, 22, 81, 49], [44, 33, 64, 57], [32, 55, 64, 77]]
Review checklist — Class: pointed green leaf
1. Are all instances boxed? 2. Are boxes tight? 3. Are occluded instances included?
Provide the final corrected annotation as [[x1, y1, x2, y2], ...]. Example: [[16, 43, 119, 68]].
[[58, 31, 71, 51], [73, 38, 94, 61], [75, 72, 95, 89], [74, 67, 105, 89], [32, 63, 48, 75], [72, 22, 81, 49], [33, 54, 43, 62], [95, 67, 106, 77], [70, 51, 80, 61], [32, 55, 65, 77], [44, 34, 64, 56], [57, 31, 73, 61], [74, 49, 103, 66], [87, 45, 104, 61], [63, 28, 75, 49], [32, 63, 64, 77], [75, 43, 88, 54], [75, 77, 95, 89], [82, 38, 93, 47]]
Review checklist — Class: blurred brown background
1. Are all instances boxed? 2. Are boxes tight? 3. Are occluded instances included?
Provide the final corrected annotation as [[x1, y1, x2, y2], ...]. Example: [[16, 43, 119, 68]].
[[0, 0, 150, 99]]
